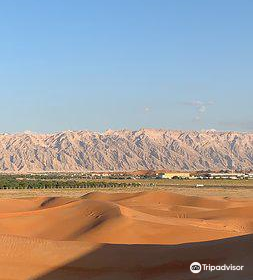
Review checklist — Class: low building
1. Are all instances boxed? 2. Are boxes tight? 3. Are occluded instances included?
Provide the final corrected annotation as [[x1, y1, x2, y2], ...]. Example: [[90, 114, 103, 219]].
[[246, 173, 253, 179], [157, 172, 191, 179], [200, 173, 246, 179]]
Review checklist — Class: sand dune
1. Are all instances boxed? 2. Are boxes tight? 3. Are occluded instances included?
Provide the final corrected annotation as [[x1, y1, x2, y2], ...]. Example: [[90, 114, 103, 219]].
[[0, 191, 252, 279]]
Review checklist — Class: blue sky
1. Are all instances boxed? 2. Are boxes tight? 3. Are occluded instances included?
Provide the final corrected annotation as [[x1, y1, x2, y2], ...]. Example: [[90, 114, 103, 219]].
[[0, 0, 252, 133]]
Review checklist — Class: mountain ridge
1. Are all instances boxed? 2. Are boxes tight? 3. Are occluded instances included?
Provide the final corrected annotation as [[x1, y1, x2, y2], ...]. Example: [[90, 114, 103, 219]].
[[0, 129, 252, 172]]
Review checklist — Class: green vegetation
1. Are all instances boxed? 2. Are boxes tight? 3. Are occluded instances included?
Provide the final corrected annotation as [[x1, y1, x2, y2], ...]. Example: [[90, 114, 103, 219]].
[[0, 175, 141, 190], [0, 174, 252, 190]]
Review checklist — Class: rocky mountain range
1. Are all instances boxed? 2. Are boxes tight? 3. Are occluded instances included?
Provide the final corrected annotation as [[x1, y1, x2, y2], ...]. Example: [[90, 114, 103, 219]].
[[0, 129, 252, 172]]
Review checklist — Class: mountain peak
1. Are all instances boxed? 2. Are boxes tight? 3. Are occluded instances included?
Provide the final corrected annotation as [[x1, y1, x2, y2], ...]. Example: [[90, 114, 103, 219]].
[[0, 129, 252, 172]]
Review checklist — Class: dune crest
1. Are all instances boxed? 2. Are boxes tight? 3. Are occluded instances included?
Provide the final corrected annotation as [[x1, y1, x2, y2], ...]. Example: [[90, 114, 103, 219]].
[[0, 191, 253, 279]]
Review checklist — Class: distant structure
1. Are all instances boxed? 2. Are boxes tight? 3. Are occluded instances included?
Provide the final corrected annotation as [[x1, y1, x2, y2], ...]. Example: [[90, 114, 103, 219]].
[[198, 172, 253, 180], [157, 171, 253, 180], [157, 172, 191, 179]]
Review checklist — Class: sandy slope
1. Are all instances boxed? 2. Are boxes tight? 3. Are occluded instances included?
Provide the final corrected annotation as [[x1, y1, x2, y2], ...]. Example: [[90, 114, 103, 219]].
[[0, 191, 252, 279]]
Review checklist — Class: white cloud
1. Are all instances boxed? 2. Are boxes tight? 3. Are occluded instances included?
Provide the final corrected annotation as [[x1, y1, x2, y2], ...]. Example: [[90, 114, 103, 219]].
[[144, 106, 151, 112], [182, 100, 214, 121]]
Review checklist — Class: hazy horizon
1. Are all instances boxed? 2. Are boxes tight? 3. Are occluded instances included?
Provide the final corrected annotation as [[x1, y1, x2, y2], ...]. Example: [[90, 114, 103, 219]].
[[0, 1, 252, 133], [0, 127, 253, 136]]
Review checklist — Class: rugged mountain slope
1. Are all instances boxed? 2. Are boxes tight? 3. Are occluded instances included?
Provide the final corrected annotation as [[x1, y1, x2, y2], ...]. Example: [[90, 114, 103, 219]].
[[0, 129, 252, 172]]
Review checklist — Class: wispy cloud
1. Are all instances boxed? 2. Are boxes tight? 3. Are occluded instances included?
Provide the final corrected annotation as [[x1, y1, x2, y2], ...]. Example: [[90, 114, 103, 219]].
[[182, 100, 214, 121], [144, 106, 151, 113], [219, 121, 253, 131]]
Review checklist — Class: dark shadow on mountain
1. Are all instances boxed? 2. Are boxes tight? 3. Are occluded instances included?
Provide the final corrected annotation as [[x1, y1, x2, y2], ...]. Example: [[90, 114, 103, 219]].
[[33, 234, 253, 280]]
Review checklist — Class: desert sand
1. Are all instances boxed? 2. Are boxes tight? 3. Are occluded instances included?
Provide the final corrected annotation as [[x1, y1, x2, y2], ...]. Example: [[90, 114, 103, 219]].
[[0, 191, 252, 279]]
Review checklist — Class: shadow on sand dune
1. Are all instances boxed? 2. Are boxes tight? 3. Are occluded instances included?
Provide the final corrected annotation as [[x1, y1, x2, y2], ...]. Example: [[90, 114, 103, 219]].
[[33, 234, 253, 280]]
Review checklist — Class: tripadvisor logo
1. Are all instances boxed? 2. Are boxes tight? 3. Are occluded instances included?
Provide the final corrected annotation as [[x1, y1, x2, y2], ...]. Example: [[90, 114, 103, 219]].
[[190, 262, 244, 274], [190, 262, 202, 274]]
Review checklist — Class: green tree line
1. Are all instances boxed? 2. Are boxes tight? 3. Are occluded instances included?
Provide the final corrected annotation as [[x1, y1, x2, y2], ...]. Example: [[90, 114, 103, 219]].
[[0, 177, 141, 189]]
